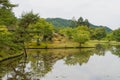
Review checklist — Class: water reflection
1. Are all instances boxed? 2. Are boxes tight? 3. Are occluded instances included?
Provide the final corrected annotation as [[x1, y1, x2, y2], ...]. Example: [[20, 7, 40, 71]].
[[64, 49, 94, 66], [1, 45, 120, 80], [111, 45, 120, 57]]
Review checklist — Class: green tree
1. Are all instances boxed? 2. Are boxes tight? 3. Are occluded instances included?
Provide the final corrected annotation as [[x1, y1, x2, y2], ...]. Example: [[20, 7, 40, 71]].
[[0, 25, 21, 55], [72, 29, 90, 47], [91, 27, 106, 40], [105, 32, 114, 41], [0, 0, 17, 9], [70, 17, 77, 28], [0, 8, 17, 27], [113, 28, 120, 42], [84, 19, 89, 27], [29, 18, 54, 45], [0, 26, 11, 50], [59, 27, 75, 39], [0, 0, 17, 27], [19, 11, 39, 29], [17, 11, 39, 56], [77, 17, 84, 26], [76, 26, 89, 31]]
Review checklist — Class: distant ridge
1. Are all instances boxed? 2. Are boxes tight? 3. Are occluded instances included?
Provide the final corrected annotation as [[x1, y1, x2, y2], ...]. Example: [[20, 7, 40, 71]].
[[46, 18, 72, 27], [46, 18, 112, 32]]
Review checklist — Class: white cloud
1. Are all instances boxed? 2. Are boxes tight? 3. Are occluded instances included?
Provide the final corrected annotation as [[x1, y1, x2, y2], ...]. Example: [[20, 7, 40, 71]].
[[10, 0, 120, 30]]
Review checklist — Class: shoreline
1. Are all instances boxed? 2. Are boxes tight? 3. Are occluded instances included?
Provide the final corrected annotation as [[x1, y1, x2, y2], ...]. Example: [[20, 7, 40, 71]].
[[0, 53, 24, 62], [0, 41, 119, 62], [27, 46, 95, 49]]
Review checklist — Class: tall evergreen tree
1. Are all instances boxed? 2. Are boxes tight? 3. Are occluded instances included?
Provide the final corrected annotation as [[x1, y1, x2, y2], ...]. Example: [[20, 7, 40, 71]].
[[84, 19, 89, 27], [0, 0, 17, 9], [0, 0, 17, 26], [77, 17, 84, 26], [17, 11, 39, 56], [70, 17, 77, 28]]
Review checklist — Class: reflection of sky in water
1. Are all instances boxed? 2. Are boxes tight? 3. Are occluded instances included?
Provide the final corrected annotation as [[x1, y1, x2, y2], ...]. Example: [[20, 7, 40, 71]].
[[1, 49, 120, 80], [2, 61, 32, 80], [41, 51, 120, 80]]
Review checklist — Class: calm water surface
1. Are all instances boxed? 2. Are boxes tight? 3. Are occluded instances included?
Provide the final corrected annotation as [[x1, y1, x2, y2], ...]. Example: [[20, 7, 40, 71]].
[[1, 45, 120, 80]]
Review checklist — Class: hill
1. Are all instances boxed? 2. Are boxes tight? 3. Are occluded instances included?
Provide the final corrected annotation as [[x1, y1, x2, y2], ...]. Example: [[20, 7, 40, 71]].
[[46, 18, 112, 32], [89, 23, 112, 32], [46, 18, 72, 27]]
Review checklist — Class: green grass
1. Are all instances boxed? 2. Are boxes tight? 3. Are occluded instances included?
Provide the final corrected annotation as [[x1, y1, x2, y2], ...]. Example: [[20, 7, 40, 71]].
[[26, 40, 120, 49], [27, 41, 79, 49]]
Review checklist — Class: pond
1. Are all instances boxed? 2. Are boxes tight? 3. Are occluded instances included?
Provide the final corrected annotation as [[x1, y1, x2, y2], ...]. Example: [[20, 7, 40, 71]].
[[1, 45, 120, 80]]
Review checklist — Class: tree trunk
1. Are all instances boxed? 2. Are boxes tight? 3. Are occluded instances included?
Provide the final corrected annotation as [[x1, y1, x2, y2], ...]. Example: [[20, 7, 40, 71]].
[[79, 43, 81, 47], [23, 42, 27, 58]]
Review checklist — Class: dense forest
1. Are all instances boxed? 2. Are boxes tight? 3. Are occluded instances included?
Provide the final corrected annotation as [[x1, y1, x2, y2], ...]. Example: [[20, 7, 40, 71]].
[[1, 0, 120, 60], [46, 18, 112, 32]]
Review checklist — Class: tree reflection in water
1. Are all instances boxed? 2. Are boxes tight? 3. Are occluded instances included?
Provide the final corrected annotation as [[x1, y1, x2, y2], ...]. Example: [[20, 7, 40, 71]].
[[64, 49, 94, 66], [0, 56, 28, 80], [111, 45, 120, 57], [1, 45, 120, 80]]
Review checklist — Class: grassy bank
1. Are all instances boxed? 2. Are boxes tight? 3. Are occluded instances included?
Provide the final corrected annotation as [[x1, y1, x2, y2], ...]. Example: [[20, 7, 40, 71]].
[[26, 40, 120, 49], [1, 40, 119, 61]]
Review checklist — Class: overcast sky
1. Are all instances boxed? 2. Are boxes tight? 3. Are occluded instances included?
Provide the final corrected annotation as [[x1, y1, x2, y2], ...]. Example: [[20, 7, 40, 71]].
[[10, 0, 120, 30]]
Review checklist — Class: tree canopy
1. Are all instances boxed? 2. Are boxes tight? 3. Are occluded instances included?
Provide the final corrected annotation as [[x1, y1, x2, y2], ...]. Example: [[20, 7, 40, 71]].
[[113, 28, 120, 42], [0, 0, 17, 26], [91, 27, 107, 40]]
